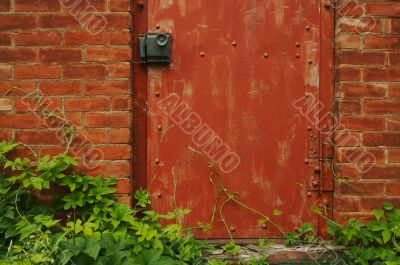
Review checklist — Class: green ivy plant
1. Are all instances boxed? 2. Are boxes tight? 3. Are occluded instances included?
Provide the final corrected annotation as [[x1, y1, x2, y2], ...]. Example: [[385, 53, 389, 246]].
[[285, 203, 400, 265], [0, 140, 214, 264]]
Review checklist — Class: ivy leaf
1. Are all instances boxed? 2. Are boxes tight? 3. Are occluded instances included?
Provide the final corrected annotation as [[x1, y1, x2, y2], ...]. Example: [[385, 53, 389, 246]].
[[374, 209, 384, 220], [382, 229, 391, 244], [383, 202, 394, 211]]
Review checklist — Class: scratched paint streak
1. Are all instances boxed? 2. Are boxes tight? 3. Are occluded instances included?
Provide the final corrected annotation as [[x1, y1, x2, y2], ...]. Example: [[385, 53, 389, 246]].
[[270, 0, 286, 27], [177, 0, 186, 17], [160, 0, 174, 9]]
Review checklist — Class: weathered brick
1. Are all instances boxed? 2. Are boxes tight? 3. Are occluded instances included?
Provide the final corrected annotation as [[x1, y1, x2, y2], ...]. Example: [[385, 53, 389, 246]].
[[64, 98, 110, 111], [86, 48, 131, 62], [0, 0, 10, 11], [336, 66, 361, 81], [0, 15, 37, 30], [0, 66, 11, 80], [109, 0, 131, 11], [336, 34, 361, 49], [116, 179, 132, 194], [364, 36, 400, 50], [107, 31, 131, 45], [364, 67, 400, 82], [64, 32, 107, 45], [337, 83, 386, 98], [388, 149, 400, 163], [0, 114, 41, 128], [16, 32, 62, 46], [108, 63, 131, 78], [337, 51, 386, 65], [39, 81, 83, 96], [0, 98, 13, 111], [85, 81, 130, 95], [0, 48, 38, 63], [15, 65, 60, 79], [340, 117, 385, 131], [15, 0, 61, 12], [387, 118, 400, 131], [39, 48, 82, 63], [339, 182, 384, 196], [338, 100, 361, 114], [85, 113, 131, 128], [111, 97, 130, 111], [62, 64, 107, 79], [0, 33, 11, 46], [109, 129, 131, 143], [364, 100, 400, 114], [38, 14, 81, 29], [386, 183, 400, 196], [365, 2, 400, 17], [363, 133, 400, 147], [15, 131, 61, 145]]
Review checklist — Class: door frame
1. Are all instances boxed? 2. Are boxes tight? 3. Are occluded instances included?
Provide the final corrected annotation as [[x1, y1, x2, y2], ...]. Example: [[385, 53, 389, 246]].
[[131, 0, 335, 236]]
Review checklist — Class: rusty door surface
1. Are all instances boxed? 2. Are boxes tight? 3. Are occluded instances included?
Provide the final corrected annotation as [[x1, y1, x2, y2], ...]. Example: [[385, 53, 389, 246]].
[[134, 0, 333, 238]]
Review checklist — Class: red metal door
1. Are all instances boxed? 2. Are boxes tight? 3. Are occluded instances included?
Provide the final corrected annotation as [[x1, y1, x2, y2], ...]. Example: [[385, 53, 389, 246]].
[[134, 0, 334, 238]]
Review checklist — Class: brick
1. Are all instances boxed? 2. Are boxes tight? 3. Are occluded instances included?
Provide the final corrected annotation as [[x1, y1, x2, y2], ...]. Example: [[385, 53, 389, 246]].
[[363, 165, 400, 180], [109, 0, 130, 11], [116, 179, 132, 194], [116, 195, 131, 206], [364, 67, 400, 82], [387, 118, 400, 131], [389, 85, 400, 98], [0, 114, 41, 128], [64, 98, 110, 111], [388, 149, 400, 163], [337, 51, 386, 65], [335, 132, 362, 147], [0, 15, 37, 30], [0, 48, 38, 63], [74, 129, 108, 144], [38, 14, 81, 29], [337, 83, 386, 98], [103, 14, 131, 29], [392, 19, 400, 33], [336, 34, 360, 49], [337, 0, 367, 16], [336, 197, 361, 212], [364, 36, 400, 50], [40, 81, 83, 96], [107, 31, 131, 45], [15, 98, 62, 112], [336, 148, 384, 164], [85, 113, 131, 128], [112, 97, 130, 111], [109, 129, 130, 144], [365, 2, 400, 17], [389, 52, 400, 66], [386, 183, 400, 196], [363, 133, 400, 147], [0, 66, 11, 80], [62, 0, 106, 11], [15, 65, 60, 79], [39, 48, 82, 63], [0, 81, 36, 97], [336, 67, 361, 81], [15, 131, 60, 145], [340, 117, 385, 131], [337, 18, 380, 33], [62, 65, 107, 79], [361, 198, 400, 211], [0, 130, 12, 141], [0, 98, 13, 111], [64, 32, 107, 45], [86, 48, 131, 62], [15, 0, 60, 12], [364, 100, 400, 114], [339, 182, 384, 196], [339, 100, 361, 114], [85, 161, 131, 178], [16, 32, 61, 46], [0, 33, 11, 46], [85, 81, 130, 95], [0, 0, 10, 11], [108, 63, 130, 78], [94, 145, 131, 160]]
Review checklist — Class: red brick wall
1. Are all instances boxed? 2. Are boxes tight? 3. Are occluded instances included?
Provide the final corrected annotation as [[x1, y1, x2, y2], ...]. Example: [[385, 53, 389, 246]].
[[335, 0, 400, 220], [0, 0, 133, 204], [0, 0, 399, 214]]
